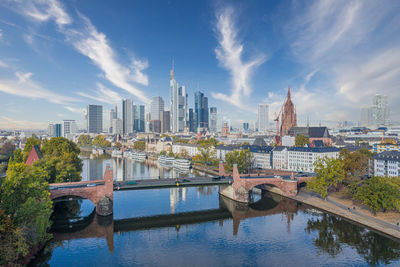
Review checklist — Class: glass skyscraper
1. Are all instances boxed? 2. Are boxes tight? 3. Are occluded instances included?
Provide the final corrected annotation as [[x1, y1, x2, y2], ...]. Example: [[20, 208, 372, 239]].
[[87, 104, 103, 133], [194, 91, 209, 130]]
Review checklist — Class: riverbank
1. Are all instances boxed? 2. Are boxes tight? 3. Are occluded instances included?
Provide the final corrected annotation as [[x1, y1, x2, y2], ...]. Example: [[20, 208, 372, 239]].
[[263, 185, 400, 239], [192, 164, 219, 176]]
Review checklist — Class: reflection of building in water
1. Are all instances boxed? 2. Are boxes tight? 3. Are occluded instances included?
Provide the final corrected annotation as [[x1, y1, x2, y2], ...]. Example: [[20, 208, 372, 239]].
[[88, 160, 103, 181], [170, 187, 187, 213], [113, 157, 124, 181]]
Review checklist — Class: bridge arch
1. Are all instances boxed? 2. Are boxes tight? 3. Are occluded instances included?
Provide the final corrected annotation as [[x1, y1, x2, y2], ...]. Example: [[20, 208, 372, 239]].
[[50, 166, 114, 216]]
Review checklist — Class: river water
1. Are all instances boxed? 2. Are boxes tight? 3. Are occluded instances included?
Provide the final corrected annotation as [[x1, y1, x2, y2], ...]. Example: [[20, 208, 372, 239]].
[[31, 157, 400, 266]]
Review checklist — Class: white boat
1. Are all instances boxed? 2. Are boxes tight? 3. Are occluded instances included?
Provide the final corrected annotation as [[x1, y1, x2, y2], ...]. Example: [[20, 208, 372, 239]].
[[112, 150, 123, 157], [165, 157, 175, 165], [173, 159, 191, 169]]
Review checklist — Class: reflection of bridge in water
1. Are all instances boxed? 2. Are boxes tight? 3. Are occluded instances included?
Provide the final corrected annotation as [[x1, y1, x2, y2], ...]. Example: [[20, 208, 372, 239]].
[[52, 191, 308, 252]]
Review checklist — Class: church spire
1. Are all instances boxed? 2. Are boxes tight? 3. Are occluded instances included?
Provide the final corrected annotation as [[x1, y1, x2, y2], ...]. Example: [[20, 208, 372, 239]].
[[287, 86, 291, 100]]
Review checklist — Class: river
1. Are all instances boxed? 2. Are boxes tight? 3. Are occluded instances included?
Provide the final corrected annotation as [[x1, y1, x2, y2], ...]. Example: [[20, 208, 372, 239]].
[[30, 157, 400, 266]]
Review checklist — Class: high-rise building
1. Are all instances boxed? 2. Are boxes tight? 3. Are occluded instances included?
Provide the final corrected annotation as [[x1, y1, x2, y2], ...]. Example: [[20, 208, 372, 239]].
[[87, 105, 103, 133], [122, 99, 133, 135], [112, 118, 123, 135], [145, 112, 151, 132], [188, 108, 195, 132], [134, 105, 145, 132], [160, 111, 170, 133], [360, 94, 390, 127], [150, 96, 164, 121], [48, 123, 55, 137], [149, 120, 161, 133], [243, 122, 249, 131], [170, 66, 187, 133], [209, 107, 217, 133], [257, 104, 269, 133], [109, 107, 118, 133], [62, 120, 77, 137], [194, 91, 209, 130]]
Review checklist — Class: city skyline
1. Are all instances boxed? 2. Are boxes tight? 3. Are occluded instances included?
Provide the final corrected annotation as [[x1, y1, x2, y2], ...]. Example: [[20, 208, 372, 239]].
[[1, 1, 400, 129]]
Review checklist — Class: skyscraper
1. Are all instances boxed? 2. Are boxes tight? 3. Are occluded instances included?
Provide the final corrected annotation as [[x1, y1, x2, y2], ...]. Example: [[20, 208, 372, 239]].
[[257, 104, 269, 133], [134, 105, 145, 132], [122, 99, 133, 135], [209, 107, 217, 133], [360, 94, 390, 127], [87, 105, 103, 133], [188, 108, 195, 132], [170, 66, 187, 133], [62, 120, 77, 137], [150, 96, 164, 121], [160, 110, 170, 133], [194, 91, 209, 130]]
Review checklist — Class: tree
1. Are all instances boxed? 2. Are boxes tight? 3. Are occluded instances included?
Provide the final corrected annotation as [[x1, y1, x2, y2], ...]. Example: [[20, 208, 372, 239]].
[[339, 149, 370, 184], [159, 150, 167, 156], [133, 140, 146, 151], [295, 135, 309, 147], [0, 142, 15, 156], [92, 135, 111, 148], [195, 143, 216, 165], [78, 135, 92, 147], [114, 142, 122, 149], [351, 176, 400, 213], [225, 149, 253, 173], [307, 157, 345, 199]]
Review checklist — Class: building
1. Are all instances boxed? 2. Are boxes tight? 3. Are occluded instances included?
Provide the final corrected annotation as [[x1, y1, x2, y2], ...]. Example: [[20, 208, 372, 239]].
[[62, 120, 77, 137], [209, 107, 217, 133], [48, 123, 56, 137], [287, 147, 339, 172], [160, 111, 170, 133], [150, 96, 164, 121], [87, 105, 103, 133], [122, 99, 133, 135], [251, 146, 274, 169], [172, 143, 201, 157], [373, 151, 400, 177], [257, 104, 269, 133], [288, 126, 332, 146], [25, 145, 43, 166], [149, 120, 161, 133], [222, 122, 229, 137], [170, 67, 187, 133], [373, 143, 399, 153], [280, 88, 297, 139], [243, 122, 249, 131], [112, 118, 123, 135], [272, 146, 288, 170], [194, 91, 209, 130], [360, 94, 390, 127], [109, 106, 117, 133], [134, 105, 145, 132]]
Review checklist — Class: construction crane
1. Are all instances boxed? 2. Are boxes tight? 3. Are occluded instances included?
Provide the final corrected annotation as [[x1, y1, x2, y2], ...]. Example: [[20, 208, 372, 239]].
[[274, 105, 283, 145]]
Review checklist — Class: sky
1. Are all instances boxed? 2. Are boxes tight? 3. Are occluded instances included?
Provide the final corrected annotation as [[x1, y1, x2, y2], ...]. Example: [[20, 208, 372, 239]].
[[0, 0, 400, 130]]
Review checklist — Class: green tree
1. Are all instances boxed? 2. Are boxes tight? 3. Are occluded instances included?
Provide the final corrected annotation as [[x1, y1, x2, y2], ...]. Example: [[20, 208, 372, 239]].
[[133, 140, 146, 151], [339, 149, 370, 184], [78, 134, 92, 147], [195, 143, 216, 165], [295, 135, 309, 147], [168, 151, 175, 157], [92, 135, 111, 148], [225, 149, 253, 173], [114, 142, 122, 149], [307, 157, 345, 199], [0, 142, 15, 156], [159, 150, 167, 156], [351, 176, 400, 213]]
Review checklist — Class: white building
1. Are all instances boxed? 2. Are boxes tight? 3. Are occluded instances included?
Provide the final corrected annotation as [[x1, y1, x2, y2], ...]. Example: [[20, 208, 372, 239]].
[[172, 143, 201, 157], [122, 99, 133, 135], [373, 151, 400, 177], [257, 104, 269, 133], [62, 120, 78, 138], [287, 147, 340, 173], [209, 107, 217, 133], [272, 147, 288, 170], [170, 68, 187, 133], [251, 146, 273, 169], [112, 118, 123, 135]]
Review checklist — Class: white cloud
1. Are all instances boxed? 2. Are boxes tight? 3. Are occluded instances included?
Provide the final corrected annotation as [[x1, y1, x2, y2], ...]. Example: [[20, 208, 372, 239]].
[[16, 0, 71, 27], [64, 106, 85, 114], [0, 60, 8, 68], [76, 83, 122, 104], [65, 15, 150, 103], [212, 7, 266, 110], [0, 71, 76, 104]]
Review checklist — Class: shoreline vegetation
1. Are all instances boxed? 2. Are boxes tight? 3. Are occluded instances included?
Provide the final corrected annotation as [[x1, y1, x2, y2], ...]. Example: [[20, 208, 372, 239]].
[[0, 136, 82, 266]]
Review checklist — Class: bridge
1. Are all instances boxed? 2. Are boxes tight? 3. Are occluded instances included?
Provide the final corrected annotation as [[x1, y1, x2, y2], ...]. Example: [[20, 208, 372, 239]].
[[218, 162, 312, 203], [51, 192, 308, 251]]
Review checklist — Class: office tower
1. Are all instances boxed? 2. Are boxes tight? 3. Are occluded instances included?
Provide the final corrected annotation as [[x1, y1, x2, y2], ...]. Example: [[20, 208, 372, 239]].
[[170, 66, 187, 132], [150, 96, 164, 121], [160, 111, 170, 133], [54, 124, 62, 137], [188, 108, 195, 132], [149, 120, 161, 133], [194, 91, 209, 130], [243, 122, 249, 131], [361, 106, 372, 127], [62, 120, 77, 137], [257, 104, 269, 133], [48, 123, 55, 137], [122, 99, 133, 135], [372, 94, 390, 126], [87, 105, 103, 133], [112, 118, 123, 135], [109, 109, 116, 133], [134, 105, 145, 132], [209, 107, 217, 133]]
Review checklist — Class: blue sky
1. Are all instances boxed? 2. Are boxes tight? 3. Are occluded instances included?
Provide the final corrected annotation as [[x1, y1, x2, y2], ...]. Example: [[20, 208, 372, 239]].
[[0, 0, 399, 129]]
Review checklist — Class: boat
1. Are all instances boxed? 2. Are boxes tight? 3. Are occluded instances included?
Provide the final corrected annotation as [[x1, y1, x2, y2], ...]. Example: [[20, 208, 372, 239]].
[[173, 159, 191, 169], [112, 150, 123, 158], [165, 157, 175, 165]]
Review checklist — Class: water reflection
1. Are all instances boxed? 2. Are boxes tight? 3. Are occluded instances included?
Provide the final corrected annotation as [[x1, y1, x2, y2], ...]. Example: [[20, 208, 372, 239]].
[[81, 156, 197, 181], [306, 213, 400, 266]]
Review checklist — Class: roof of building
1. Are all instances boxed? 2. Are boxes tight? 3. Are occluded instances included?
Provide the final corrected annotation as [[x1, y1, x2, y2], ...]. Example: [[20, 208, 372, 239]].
[[32, 145, 43, 159], [373, 150, 400, 162], [288, 147, 339, 153], [308, 127, 330, 138], [252, 137, 267, 147], [312, 140, 325, 147], [272, 146, 287, 152]]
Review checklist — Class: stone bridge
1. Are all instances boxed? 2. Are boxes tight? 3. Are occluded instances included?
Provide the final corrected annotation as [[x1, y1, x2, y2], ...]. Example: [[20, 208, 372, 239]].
[[50, 166, 114, 216], [218, 162, 312, 203]]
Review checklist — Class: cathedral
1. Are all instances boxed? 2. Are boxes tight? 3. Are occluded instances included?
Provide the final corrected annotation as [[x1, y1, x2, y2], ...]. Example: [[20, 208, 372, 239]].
[[280, 87, 297, 140]]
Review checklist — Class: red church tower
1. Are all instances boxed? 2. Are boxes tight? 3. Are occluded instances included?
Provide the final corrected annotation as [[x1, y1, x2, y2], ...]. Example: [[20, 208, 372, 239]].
[[280, 87, 297, 139]]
